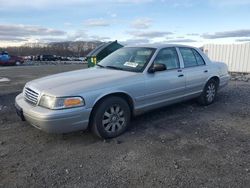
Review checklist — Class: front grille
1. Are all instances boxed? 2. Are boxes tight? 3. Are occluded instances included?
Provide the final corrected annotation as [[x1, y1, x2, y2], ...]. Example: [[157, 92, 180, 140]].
[[24, 87, 39, 105]]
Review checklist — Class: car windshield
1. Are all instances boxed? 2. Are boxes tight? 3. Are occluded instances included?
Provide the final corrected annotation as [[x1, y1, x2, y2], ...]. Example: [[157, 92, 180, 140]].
[[97, 47, 156, 72]]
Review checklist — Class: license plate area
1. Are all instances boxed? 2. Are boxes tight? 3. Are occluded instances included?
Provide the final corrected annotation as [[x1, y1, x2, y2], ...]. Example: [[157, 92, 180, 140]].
[[15, 103, 25, 121]]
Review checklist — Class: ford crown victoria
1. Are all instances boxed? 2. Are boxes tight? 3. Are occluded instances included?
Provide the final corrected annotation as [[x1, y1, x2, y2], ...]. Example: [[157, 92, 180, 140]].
[[15, 44, 230, 138]]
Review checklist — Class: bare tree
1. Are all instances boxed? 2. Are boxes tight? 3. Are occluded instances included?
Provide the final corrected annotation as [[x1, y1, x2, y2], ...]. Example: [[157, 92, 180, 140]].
[[0, 41, 103, 57]]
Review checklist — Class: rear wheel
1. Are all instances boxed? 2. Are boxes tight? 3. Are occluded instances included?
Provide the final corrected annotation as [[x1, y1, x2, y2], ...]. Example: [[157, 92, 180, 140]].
[[91, 96, 131, 139], [15, 61, 21, 66], [198, 79, 218, 105]]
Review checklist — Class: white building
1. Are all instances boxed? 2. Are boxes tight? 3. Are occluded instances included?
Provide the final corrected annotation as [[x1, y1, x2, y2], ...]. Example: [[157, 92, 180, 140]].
[[203, 43, 250, 73]]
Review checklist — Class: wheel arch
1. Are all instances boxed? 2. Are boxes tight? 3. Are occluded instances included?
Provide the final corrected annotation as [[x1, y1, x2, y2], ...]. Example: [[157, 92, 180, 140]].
[[207, 76, 220, 88], [198, 75, 220, 106], [89, 92, 135, 125]]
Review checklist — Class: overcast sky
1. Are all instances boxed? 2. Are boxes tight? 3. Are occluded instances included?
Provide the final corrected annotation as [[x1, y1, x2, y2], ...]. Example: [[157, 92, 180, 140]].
[[0, 0, 250, 47]]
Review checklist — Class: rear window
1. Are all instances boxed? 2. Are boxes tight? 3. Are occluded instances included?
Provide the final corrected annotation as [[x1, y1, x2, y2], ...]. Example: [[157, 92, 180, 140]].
[[179, 48, 197, 67], [179, 47, 205, 68], [193, 49, 205, 65]]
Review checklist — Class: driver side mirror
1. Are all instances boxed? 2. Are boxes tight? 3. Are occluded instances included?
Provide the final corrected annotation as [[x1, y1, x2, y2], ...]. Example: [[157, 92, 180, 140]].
[[148, 63, 166, 73]]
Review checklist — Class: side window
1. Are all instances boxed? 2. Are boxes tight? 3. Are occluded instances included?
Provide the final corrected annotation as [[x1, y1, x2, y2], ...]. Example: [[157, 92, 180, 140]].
[[154, 48, 180, 70], [179, 48, 197, 68], [192, 49, 205, 65]]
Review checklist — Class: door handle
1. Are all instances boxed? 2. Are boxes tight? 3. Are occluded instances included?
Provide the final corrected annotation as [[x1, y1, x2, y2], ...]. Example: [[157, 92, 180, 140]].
[[204, 70, 208, 73], [178, 74, 184, 77]]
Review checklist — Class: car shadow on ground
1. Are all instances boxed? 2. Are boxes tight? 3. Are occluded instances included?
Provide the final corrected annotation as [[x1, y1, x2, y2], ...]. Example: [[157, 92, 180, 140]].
[[56, 99, 206, 143]]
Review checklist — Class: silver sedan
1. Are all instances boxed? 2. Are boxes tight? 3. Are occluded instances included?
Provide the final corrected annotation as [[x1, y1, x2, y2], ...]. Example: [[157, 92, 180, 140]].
[[15, 44, 230, 138]]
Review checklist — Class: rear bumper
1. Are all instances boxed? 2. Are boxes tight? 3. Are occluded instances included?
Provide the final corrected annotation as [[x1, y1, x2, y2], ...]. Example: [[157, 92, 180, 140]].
[[219, 74, 230, 89], [15, 93, 91, 134]]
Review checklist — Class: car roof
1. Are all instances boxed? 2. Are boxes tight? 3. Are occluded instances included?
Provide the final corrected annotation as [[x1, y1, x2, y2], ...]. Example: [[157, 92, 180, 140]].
[[124, 43, 196, 49]]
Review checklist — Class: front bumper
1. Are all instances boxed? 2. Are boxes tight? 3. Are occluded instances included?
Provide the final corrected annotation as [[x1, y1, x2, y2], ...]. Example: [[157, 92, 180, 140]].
[[15, 93, 92, 134]]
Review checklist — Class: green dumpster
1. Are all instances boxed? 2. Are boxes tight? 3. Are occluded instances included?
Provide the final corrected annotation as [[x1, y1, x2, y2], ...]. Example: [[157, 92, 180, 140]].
[[87, 40, 123, 67]]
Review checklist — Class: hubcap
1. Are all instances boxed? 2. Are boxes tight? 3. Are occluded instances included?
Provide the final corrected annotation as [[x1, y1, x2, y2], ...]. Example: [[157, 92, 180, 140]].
[[102, 105, 125, 133], [206, 83, 216, 102]]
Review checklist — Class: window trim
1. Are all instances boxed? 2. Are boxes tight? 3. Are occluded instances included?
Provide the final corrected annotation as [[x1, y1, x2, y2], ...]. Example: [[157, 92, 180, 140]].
[[152, 47, 180, 71]]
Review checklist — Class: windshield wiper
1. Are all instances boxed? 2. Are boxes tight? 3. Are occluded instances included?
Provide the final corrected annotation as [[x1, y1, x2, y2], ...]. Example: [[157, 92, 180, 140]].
[[105, 65, 124, 70]]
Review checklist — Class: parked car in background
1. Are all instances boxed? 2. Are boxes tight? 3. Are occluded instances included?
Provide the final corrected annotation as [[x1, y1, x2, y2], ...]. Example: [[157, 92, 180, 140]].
[[0, 51, 24, 66], [23, 56, 32, 61], [60, 56, 71, 61], [79, 57, 87, 61], [40, 55, 57, 61], [15, 44, 230, 138]]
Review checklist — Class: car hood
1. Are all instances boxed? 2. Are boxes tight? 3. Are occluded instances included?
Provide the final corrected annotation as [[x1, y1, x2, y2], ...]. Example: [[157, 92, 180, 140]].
[[26, 67, 140, 96]]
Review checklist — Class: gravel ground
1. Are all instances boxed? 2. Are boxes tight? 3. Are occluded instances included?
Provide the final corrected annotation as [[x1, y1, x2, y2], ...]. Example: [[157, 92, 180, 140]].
[[0, 65, 250, 188], [230, 72, 250, 82]]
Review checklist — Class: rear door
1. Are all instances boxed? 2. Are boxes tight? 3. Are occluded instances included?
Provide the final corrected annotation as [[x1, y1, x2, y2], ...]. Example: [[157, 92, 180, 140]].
[[144, 47, 186, 105], [178, 47, 210, 95]]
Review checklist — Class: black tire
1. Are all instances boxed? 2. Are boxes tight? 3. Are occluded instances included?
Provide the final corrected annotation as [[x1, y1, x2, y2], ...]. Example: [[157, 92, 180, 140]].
[[91, 96, 131, 139], [198, 79, 218, 105]]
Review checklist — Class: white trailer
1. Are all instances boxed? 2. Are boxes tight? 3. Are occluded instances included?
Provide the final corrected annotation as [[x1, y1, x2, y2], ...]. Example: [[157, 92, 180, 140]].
[[203, 43, 250, 73]]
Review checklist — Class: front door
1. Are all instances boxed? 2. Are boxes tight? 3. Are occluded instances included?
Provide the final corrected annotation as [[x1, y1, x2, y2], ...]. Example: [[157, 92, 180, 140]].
[[144, 47, 186, 106]]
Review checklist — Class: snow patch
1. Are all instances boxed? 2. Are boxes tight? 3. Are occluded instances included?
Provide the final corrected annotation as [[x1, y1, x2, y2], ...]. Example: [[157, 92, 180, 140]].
[[0, 77, 10, 82]]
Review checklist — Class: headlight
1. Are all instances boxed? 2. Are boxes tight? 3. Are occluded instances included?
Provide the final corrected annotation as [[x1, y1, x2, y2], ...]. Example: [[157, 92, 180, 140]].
[[39, 95, 85, 110]]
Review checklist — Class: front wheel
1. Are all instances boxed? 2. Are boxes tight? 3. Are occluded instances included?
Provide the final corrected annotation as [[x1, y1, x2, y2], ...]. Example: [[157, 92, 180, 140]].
[[91, 96, 131, 139], [198, 79, 218, 105]]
